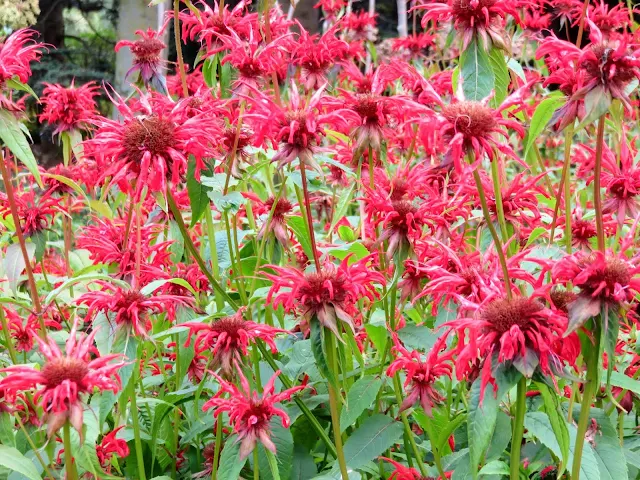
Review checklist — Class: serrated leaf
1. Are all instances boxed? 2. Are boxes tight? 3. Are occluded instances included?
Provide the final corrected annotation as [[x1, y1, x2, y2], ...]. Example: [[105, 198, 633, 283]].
[[217, 435, 248, 480], [310, 319, 337, 389], [567, 421, 601, 480], [340, 375, 383, 431], [6, 77, 38, 100], [327, 183, 356, 235], [468, 363, 521, 477], [478, 460, 509, 476], [523, 96, 567, 158], [187, 157, 213, 226], [0, 445, 41, 480], [396, 324, 439, 351], [338, 414, 403, 472], [488, 48, 509, 107], [3, 242, 35, 295], [208, 191, 244, 214], [537, 382, 570, 474], [460, 38, 494, 101], [291, 444, 317, 479], [0, 110, 42, 187], [585, 408, 628, 480]]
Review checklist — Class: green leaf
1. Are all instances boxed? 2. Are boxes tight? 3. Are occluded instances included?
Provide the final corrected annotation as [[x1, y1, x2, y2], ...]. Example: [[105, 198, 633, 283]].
[[488, 48, 509, 107], [0, 413, 14, 447], [364, 323, 387, 355], [396, 324, 438, 351], [258, 420, 294, 480], [338, 414, 403, 472], [478, 460, 509, 476], [507, 58, 526, 81], [567, 421, 600, 480], [524, 412, 565, 462], [0, 445, 41, 480], [588, 408, 628, 480], [6, 76, 39, 100], [3, 242, 35, 295], [42, 172, 88, 202], [208, 191, 244, 214], [202, 55, 217, 88], [523, 96, 567, 158], [291, 444, 317, 479], [338, 225, 356, 242], [310, 318, 337, 389], [609, 371, 640, 396], [525, 226, 547, 248], [327, 183, 356, 235], [0, 110, 42, 187], [44, 273, 129, 305], [217, 435, 248, 480], [340, 375, 384, 431], [168, 219, 185, 263], [467, 363, 521, 478], [139, 277, 196, 297], [577, 86, 611, 131], [603, 308, 619, 386], [287, 216, 314, 262], [537, 383, 570, 474], [460, 38, 494, 101], [186, 157, 212, 227]]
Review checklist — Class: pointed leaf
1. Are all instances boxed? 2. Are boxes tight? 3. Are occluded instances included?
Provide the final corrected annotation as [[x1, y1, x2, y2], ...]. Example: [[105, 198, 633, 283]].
[[523, 96, 567, 158], [187, 157, 212, 226], [217, 435, 248, 480], [0, 445, 41, 480], [339, 375, 384, 432], [338, 414, 403, 471], [0, 110, 42, 187], [460, 38, 494, 101]]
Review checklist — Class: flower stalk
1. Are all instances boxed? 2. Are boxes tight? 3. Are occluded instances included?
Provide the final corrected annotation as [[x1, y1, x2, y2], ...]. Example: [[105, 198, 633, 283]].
[[325, 330, 349, 480], [63, 422, 79, 480], [510, 377, 527, 480], [594, 116, 607, 253]]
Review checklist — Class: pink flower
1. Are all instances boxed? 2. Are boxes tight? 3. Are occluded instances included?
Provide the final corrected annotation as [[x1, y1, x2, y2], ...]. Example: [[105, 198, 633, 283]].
[[203, 368, 305, 459], [0, 320, 123, 437], [0, 29, 44, 111], [386, 333, 454, 414], [181, 308, 289, 375], [115, 28, 168, 92], [39, 81, 99, 136]]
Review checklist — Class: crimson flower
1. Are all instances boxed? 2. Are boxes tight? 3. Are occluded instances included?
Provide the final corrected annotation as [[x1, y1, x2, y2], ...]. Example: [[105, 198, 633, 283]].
[[438, 94, 526, 175], [417, 0, 520, 51], [291, 26, 349, 90], [0, 29, 44, 111], [85, 91, 217, 198], [386, 333, 454, 414], [264, 256, 384, 336], [449, 294, 568, 398], [380, 457, 451, 480], [600, 140, 640, 225], [115, 28, 168, 92], [244, 193, 294, 247], [203, 368, 305, 459], [96, 426, 130, 472], [0, 190, 62, 237], [0, 320, 123, 437], [179, 0, 250, 51], [181, 308, 288, 375], [553, 250, 640, 333], [78, 282, 193, 337], [39, 81, 99, 136]]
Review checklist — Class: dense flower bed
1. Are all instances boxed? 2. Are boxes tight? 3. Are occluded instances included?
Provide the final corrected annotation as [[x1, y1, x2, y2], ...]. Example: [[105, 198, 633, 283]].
[[1, 0, 640, 479]]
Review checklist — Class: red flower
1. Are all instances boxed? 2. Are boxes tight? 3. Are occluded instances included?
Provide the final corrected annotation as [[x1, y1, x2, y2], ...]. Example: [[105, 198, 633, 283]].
[[553, 250, 640, 333], [438, 94, 526, 175], [203, 368, 305, 459], [96, 426, 130, 472], [179, 0, 251, 51], [115, 28, 168, 91], [386, 333, 454, 414], [78, 283, 193, 337], [181, 308, 288, 375], [244, 193, 295, 247], [417, 0, 520, 51], [0, 320, 123, 437], [0, 190, 62, 237], [39, 81, 99, 136], [264, 255, 384, 336], [449, 294, 568, 398], [85, 91, 218, 198], [0, 29, 44, 111]]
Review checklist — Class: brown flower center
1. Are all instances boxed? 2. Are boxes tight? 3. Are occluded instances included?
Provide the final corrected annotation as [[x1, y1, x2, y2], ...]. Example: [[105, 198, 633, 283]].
[[131, 38, 165, 62], [123, 116, 175, 164], [41, 357, 89, 388], [481, 297, 544, 335], [442, 101, 497, 139], [298, 269, 348, 311]]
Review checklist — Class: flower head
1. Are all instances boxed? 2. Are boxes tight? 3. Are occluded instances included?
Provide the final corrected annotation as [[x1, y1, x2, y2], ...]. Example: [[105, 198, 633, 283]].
[[39, 81, 99, 136], [0, 29, 44, 110], [181, 308, 289, 375], [264, 256, 384, 336], [386, 333, 454, 414], [203, 368, 305, 459], [115, 28, 168, 92], [0, 320, 123, 437]]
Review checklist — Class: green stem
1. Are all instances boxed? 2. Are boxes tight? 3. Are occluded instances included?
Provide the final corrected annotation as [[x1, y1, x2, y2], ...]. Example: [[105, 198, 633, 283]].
[[16, 415, 54, 478], [421, 409, 447, 480], [471, 167, 512, 299], [174, 0, 189, 97], [299, 161, 321, 271], [510, 377, 527, 480], [256, 342, 337, 458], [166, 187, 238, 309], [0, 308, 17, 363], [131, 364, 147, 480], [204, 205, 224, 310], [572, 329, 600, 480], [325, 331, 349, 480], [564, 127, 574, 253], [490, 159, 509, 244], [392, 374, 428, 477], [63, 422, 79, 480], [265, 449, 281, 480], [594, 116, 606, 253], [253, 448, 260, 480], [211, 416, 223, 480]]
